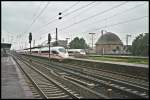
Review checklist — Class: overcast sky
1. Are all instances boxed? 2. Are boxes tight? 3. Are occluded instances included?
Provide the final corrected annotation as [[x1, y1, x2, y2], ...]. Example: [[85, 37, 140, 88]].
[[1, 1, 149, 50]]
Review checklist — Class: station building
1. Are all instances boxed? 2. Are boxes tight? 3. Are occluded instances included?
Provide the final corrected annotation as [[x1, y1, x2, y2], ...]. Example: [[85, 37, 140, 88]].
[[95, 32, 124, 55]]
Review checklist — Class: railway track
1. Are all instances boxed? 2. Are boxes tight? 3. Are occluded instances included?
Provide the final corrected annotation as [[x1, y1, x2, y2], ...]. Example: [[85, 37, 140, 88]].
[[59, 62, 149, 89], [13, 56, 81, 99], [63, 61, 148, 81], [25, 55, 149, 89], [18, 54, 149, 99], [12, 54, 109, 99]]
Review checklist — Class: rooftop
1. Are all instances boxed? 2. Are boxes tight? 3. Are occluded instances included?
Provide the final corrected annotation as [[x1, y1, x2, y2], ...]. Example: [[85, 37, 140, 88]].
[[95, 32, 123, 45]]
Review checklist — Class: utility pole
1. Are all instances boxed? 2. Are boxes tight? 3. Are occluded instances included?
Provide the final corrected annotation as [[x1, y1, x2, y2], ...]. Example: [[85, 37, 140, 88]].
[[89, 33, 95, 50], [101, 30, 104, 55], [33, 40, 34, 47], [126, 34, 131, 52], [56, 28, 58, 46], [56, 12, 62, 46]]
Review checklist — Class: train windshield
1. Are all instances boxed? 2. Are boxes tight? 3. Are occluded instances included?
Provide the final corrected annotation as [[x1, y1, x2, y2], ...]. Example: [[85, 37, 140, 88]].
[[58, 48, 66, 53]]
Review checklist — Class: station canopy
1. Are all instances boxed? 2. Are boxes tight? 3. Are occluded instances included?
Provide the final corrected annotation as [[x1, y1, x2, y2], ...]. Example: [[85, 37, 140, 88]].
[[1, 43, 11, 49]]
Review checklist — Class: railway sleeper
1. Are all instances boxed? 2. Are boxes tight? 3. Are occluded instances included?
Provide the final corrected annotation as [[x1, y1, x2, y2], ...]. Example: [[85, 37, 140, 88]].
[[47, 95, 69, 99], [45, 92, 66, 96], [43, 90, 63, 94]]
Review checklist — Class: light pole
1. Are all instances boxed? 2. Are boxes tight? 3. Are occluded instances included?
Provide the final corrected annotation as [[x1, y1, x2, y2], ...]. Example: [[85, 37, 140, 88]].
[[89, 33, 95, 50], [126, 34, 131, 53], [101, 30, 104, 55]]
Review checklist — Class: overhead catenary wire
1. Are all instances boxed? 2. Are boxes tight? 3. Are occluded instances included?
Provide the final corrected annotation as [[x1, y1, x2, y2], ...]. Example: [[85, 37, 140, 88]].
[[14, 2, 147, 49], [36, 2, 95, 33], [31, 3, 42, 22], [35, 1, 95, 34], [71, 15, 148, 46], [59, 2, 128, 31], [32, 1, 146, 45], [64, 1, 100, 22], [62, 1, 80, 13], [59, 3, 147, 42], [23, 2, 50, 45], [25, 2, 50, 34], [36, 1, 127, 40], [24, 3, 42, 33], [33, 1, 80, 33], [79, 3, 147, 33], [42, 1, 80, 23], [63, 1, 95, 17], [84, 16, 148, 33]]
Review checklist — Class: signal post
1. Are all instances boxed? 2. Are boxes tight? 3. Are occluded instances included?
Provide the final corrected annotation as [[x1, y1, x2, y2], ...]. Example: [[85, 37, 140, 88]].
[[29, 32, 32, 62], [48, 33, 51, 61]]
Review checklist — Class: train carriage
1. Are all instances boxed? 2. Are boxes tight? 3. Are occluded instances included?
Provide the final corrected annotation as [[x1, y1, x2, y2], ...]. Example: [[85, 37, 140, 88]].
[[17, 46, 69, 61]]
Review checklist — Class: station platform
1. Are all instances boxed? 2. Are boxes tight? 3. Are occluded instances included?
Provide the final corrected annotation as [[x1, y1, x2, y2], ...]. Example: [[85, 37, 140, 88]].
[[69, 57, 149, 68], [1, 56, 34, 99]]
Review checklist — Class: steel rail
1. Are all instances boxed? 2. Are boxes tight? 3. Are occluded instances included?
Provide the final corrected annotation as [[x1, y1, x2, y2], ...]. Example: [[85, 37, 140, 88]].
[[12, 55, 80, 99], [23, 55, 148, 88], [21, 55, 149, 99], [18, 55, 109, 99]]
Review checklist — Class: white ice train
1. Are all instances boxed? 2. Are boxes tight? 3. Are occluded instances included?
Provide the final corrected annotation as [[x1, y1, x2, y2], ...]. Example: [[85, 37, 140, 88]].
[[21, 46, 69, 61], [68, 49, 86, 56], [39, 46, 69, 59], [16, 49, 26, 54]]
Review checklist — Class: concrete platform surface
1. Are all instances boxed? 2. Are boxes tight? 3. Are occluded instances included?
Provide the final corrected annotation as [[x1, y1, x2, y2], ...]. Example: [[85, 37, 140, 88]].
[[1, 56, 34, 99], [69, 57, 149, 68]]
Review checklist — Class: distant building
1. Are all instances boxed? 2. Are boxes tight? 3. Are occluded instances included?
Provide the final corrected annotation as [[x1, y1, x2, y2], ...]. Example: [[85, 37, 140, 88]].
[[95, 32, 123, 55]]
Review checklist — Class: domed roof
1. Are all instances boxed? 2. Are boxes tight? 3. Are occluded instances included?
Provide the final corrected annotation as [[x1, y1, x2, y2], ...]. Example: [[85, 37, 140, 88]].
[[95, 32, 123, 45]]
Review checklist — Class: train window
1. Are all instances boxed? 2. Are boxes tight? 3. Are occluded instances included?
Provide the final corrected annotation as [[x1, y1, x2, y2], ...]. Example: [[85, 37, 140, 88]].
[[41, 51, 49, 53], [75, 51, 80, 53], [32, 51, 38, 53], [51, 51, 59, 54], [68, 51, 74, 53], [58, 48, 66, 53]]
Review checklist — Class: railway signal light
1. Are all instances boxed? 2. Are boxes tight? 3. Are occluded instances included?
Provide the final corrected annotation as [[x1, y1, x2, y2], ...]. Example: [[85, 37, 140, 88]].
[[48, 33, 51, 44], [29, 32, 32, 43], [58, 12, 62, 15], [29, 32, 32, 57], [58, 17, 62, 20], [48, 33, 51, 61], [58, 12, 62, 20]]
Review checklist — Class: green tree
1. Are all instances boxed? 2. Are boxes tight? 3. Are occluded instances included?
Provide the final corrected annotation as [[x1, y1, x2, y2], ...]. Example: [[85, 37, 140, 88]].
[[131, 33, 149, 56], [69, 37, 88, 49]]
